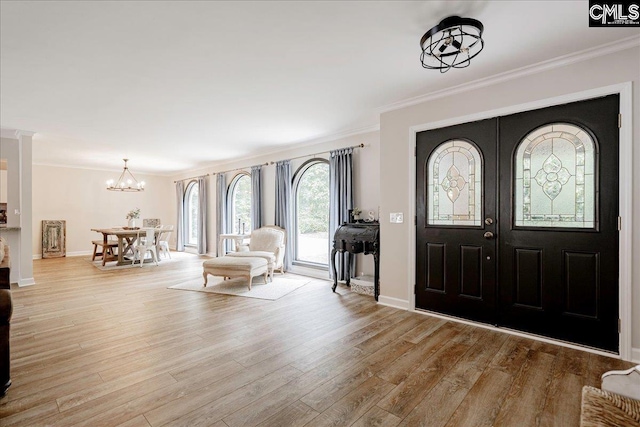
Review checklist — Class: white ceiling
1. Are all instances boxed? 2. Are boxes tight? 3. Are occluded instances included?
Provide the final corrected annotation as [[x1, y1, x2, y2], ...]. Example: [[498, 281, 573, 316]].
[[1, 1, 638, 175]]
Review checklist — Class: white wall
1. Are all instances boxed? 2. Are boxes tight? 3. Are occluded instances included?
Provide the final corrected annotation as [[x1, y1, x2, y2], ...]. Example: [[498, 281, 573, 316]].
[[379, 46, 640, 352], [32, 164, 174, 257], [170, 130, 380, 277]]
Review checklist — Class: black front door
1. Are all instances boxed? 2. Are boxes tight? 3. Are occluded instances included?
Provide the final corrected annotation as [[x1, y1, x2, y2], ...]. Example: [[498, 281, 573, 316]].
[[415, 118, 497, 324], [416, 95, 620, 352]]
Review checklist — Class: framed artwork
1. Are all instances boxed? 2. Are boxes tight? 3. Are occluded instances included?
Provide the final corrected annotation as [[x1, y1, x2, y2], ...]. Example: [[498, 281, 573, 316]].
[[42, 220, 66, 258]]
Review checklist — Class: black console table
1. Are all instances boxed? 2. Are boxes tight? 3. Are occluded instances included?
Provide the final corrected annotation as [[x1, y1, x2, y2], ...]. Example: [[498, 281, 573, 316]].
[[331, 222, 380, 300]]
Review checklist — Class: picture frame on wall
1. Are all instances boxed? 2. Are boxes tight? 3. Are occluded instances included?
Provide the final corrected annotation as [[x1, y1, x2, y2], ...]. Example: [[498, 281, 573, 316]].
[[42, 220, 66, 258]]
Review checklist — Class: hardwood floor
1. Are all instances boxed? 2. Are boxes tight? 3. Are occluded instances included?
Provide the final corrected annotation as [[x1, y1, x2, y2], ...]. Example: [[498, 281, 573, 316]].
[[0, 254, 633, 426]]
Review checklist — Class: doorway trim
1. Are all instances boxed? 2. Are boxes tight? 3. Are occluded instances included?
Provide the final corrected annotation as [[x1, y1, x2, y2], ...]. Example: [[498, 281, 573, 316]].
[[407, 82, 633, 361]]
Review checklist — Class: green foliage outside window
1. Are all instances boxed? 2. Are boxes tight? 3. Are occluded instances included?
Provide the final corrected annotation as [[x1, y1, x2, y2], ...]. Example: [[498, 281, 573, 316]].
[[233, 175, 252, 233], [187, 184, 199, 244], [297, 163, 329, 234]]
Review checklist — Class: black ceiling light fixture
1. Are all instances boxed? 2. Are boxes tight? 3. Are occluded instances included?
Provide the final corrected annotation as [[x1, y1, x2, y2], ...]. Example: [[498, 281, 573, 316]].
[[420, 15, 484, 73]]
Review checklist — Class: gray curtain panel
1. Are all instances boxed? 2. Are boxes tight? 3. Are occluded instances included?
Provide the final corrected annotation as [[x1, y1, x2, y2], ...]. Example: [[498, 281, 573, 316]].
[[251, 165, 262, 231], [274, 160, 293, 271], [175, 181, 185, 252], [329, 147, 354, 280], [216, 173, 227, 256], [197, 176, 207, 255]]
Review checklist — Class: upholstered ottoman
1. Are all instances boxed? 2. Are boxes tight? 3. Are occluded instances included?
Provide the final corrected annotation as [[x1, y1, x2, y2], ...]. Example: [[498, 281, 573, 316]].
[[202, 257, 268, 290], [226, 251, 276, 280]]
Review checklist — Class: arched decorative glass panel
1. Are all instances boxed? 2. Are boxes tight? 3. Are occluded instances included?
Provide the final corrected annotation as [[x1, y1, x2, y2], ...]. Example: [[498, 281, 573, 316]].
[[514, 123, 596, 228], [427, 140, 482, 226]]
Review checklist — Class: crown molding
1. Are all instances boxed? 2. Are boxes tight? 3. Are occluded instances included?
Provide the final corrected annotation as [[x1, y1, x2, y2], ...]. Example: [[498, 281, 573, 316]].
[[0, 128, 36, 139], [294, 124, 380, 147], [181, 123, 382, 176], [30, 161, 170, 177], [0, 129, 20, 139], [379, 35, 640, 114]]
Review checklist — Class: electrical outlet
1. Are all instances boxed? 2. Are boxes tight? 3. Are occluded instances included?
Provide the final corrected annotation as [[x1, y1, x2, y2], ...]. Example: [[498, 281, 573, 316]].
[[390, 212, 403, 223]]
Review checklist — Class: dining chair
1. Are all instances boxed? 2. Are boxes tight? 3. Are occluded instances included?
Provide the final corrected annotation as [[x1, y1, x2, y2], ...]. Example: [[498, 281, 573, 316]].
[[142, 218, 161, 228], [131, 228, 158, 267], [156, 225, 174, 259]]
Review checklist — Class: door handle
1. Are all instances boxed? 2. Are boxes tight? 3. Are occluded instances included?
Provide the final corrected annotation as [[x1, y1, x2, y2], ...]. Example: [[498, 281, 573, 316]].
[[483, 231, 494, 239]]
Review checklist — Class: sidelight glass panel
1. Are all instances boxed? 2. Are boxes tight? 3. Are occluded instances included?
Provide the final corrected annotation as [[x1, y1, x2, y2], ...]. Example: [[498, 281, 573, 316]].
[[427, 140, 482, 226], [514, 123, 596, 228]]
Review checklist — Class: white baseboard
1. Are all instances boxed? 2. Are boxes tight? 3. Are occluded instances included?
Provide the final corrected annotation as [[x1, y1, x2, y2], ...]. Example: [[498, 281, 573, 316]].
[[34, 250, 92, 260], [18, 277, 35, 287], [289, 265, 331, 281], [632, 348, 640, 364], [67, 250, 93, 257], [377, 295, 409, 310]]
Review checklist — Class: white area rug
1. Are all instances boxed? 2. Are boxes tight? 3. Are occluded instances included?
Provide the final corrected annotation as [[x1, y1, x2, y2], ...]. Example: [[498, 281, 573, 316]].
[[168, 275, 311, 300]]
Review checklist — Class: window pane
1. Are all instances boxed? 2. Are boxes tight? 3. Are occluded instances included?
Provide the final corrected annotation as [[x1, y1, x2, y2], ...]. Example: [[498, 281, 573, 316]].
[[514, 123, 595, 228], [232, 175, 251, 234], [295, 162, 329, 265], [427, 140, 482, 226], [185, 183, 199, 245]]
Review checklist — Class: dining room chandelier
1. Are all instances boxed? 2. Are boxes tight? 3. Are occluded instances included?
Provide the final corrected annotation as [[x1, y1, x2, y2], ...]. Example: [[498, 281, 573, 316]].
[[420, 15, 484, 73], [106, 159, 145, 192]]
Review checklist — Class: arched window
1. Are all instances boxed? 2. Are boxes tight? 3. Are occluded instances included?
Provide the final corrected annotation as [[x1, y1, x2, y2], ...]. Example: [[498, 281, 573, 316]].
[[293, 160, 330, 267], [427, 139, 483, 226], [514, 123, 596, 228], [228, 173, 252, 234], [184, 181, 199, 246]]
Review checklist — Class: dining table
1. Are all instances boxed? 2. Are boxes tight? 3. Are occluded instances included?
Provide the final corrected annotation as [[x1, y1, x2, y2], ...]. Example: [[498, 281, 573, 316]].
[[91, 227, 162, 266]]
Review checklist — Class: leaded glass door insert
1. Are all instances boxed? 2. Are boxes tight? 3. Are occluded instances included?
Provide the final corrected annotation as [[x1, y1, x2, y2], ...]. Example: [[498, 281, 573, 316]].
[[514, 123, 596, 228], [427, 140, 482, 226], [417, 95, 620, 353]]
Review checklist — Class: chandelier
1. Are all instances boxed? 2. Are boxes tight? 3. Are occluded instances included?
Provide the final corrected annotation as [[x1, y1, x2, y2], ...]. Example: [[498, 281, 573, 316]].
[[420, 16, 484, 73], [106, 159, 145, 192]]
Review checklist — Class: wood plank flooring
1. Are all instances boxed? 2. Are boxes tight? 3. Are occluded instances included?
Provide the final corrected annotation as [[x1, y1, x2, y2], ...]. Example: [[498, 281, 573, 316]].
[[0, 254, 633, 426]]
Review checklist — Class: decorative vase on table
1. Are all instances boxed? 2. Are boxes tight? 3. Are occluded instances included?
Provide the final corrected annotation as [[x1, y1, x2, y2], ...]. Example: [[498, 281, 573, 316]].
[[128, 219, 136, 229]]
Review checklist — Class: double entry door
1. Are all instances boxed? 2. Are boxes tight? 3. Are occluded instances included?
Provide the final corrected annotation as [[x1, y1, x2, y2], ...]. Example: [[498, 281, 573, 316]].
[[415, 95, 620, 352]]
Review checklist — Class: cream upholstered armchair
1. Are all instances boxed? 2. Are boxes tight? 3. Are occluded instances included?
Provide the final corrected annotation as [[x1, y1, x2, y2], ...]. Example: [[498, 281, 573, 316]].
[[227, 226, 286, 278]]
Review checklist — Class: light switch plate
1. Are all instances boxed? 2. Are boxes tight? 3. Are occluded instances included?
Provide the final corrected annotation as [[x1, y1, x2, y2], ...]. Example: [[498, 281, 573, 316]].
[[390, 212, 403, 223]]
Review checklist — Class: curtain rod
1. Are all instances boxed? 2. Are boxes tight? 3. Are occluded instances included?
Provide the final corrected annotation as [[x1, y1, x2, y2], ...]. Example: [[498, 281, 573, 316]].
[[173, 173, 209, 183], [213, 162, 269, 176], [268, 143, 365, 165], [213, 143, 365, 175]]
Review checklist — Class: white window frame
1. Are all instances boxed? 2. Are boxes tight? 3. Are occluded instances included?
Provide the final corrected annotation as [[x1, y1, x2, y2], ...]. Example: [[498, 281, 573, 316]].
[[183, 180, 199, 247], [227, 172, 252, 235], [292, 159, 330, 270]]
